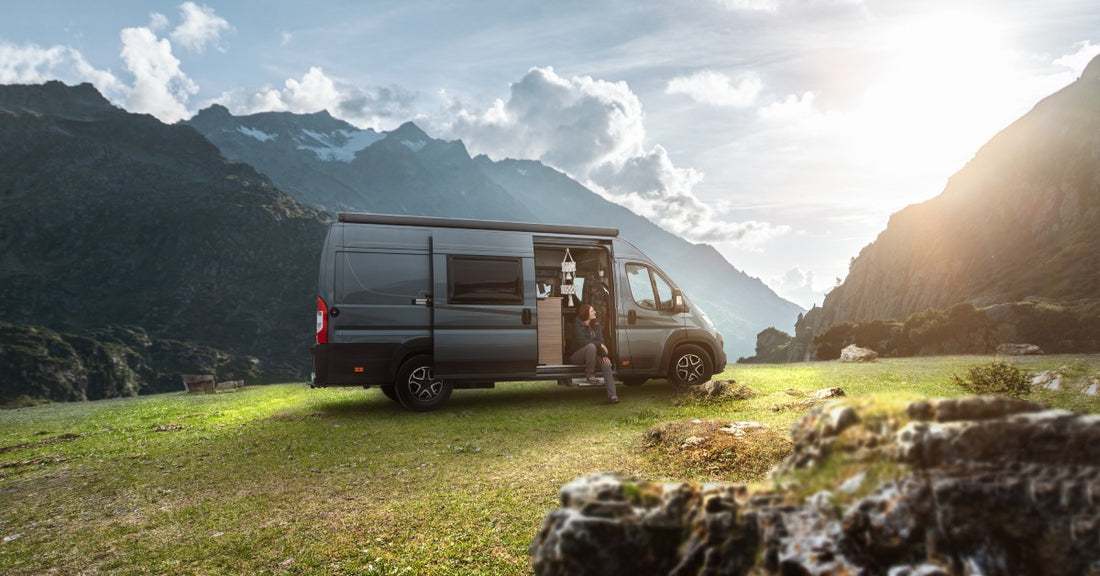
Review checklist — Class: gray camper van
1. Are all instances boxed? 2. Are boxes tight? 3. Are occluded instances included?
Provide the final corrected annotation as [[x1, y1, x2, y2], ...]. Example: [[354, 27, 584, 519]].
[[310, 213, 726, 411]]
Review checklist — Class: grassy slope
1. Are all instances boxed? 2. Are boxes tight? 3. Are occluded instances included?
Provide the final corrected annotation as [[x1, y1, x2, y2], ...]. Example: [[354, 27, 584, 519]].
[[2, 355, 1098, 575]]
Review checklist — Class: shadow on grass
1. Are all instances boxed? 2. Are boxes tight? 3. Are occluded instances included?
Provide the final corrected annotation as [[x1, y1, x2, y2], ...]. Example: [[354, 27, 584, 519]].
[[308, 380, 680, 418]]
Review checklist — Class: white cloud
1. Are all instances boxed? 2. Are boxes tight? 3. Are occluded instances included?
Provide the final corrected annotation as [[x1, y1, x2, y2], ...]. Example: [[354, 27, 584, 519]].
[[240, 67, 417, 130], [447, 66, 789, 246], [120, 26, 197, 122], [0, 41, 127, 100], [149, 12, 170, 32], [769, 267, 828, 309], [716, 0, 779, 14], [246, 66, 340, 113], [666, 70, 763, 107], [451, 67, 645, 174], [1054, 41, 1100, 77], [170, 2, 231, 53]]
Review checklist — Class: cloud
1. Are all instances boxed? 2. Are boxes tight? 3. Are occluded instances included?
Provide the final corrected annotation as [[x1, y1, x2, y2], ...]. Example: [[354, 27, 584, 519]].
[[1054, 41, 1100, 76], [240, 67, 417, 129], [451, 67, 645, 174], [0, 41, 127, 100], [0, 6, 227, 123], [666, 70, 763, 107], [119, 26, 197, 122], [246, 66, 339, 113], [716, 0, 780, 13], [769, 267, 828, 310], [170, 2, 232, 53], [447, 66, 788, 246]]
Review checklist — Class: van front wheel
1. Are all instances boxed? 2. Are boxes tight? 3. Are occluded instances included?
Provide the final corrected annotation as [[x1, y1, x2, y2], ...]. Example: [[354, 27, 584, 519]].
[[395, 355, 453, 412], [668, 345, 712, 390]]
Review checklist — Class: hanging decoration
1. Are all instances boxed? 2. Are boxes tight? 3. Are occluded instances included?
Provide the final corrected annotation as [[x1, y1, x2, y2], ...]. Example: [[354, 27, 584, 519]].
[[560, 248, 577, 306]]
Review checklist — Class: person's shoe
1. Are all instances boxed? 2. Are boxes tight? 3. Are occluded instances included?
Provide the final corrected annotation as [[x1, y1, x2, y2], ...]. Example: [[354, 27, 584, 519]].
[[586, 377, 601, 385], [609, 396, 619, 404]]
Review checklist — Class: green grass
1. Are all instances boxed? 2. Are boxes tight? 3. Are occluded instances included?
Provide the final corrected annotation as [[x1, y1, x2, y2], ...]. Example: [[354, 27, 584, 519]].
[[1, 355, 1098, 575]]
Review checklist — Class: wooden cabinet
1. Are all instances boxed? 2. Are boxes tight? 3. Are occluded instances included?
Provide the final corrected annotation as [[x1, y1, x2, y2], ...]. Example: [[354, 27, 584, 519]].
[[537, 297, 563, 365]]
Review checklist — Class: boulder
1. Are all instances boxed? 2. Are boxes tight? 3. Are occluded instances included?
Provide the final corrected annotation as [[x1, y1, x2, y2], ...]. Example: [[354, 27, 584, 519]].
[[531, 397, 1100, 575], [839, 344, 877, 362], [997, 343, 1042, 355]]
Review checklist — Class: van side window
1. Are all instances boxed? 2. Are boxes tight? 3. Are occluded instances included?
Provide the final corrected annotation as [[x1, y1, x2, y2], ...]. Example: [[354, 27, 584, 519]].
[[627, 263, 675, 311], [626, 263, 656, 310], [448, 256, 524, 304], [337, 252, 430, 304]]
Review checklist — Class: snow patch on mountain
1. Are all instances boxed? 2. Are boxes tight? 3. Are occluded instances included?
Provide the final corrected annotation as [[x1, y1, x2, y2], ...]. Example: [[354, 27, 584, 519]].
[[238, 126, 276, 142], [293, 128, 385, 162], [401, 139, 427, 152]]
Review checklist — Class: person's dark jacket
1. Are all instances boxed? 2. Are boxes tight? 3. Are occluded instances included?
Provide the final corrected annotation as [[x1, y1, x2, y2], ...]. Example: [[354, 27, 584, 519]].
[[571, 317, 606, 355]]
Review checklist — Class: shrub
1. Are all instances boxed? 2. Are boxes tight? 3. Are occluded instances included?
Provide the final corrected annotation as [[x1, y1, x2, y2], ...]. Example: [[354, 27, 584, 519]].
[[814, 322, 856, 360], [950, 361, 1030, 398]]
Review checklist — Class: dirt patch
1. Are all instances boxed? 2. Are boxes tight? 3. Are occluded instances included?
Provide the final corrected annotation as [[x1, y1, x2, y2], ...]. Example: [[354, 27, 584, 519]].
[[673, 380, 755, 407], [0, 433, 82, 455], [0, 456, 69, 469], [642, 419, 792, 480]]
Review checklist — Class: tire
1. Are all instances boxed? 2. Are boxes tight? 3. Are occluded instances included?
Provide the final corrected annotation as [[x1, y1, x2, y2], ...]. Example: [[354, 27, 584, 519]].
[[622, 378, 647, 387], [667, 345, 712, 390], [380, 386, 400, 402], [394, 355, 453, 412]]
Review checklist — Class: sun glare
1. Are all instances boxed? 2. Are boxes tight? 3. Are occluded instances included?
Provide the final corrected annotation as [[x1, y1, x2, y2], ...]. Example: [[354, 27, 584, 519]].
[[850, 8, 1018, 201]]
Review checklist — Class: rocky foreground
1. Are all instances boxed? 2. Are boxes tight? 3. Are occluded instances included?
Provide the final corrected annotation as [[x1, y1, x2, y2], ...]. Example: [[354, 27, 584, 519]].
[[530, 396, 1100, 575]]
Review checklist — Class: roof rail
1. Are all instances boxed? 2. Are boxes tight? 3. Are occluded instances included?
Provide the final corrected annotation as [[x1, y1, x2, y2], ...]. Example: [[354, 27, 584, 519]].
[[338, 212, 619, 237]]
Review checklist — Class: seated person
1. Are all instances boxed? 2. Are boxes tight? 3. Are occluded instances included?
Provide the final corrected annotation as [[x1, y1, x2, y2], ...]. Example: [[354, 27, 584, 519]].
[[569, 303, 619, 403]]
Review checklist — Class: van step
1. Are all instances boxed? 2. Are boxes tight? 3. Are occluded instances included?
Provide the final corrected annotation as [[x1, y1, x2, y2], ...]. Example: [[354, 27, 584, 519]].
[[564, 377, 606, 388], [537, 364, 587, 376]]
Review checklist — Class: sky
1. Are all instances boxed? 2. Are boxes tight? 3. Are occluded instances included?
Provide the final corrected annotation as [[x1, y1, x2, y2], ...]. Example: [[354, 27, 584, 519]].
[[3, 0, 1099, 310]]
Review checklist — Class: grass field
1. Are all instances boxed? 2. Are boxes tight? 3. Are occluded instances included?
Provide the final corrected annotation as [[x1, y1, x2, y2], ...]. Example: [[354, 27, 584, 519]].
[[2, 355, 1098, 575]]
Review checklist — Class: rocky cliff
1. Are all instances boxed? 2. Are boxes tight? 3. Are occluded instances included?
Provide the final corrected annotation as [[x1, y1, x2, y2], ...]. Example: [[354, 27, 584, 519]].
[[809, 55, 1100, 331], [531, 396, 1100, 574]]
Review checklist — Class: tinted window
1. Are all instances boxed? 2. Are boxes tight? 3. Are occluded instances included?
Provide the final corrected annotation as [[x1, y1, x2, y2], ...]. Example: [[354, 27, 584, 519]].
[[449, 256, 523, 304], [337, 252, 430, 305], [653, 270, 675, 311]]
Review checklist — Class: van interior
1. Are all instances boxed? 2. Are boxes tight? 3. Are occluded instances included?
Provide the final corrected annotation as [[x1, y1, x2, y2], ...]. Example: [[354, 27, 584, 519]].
[[533, 244, 614, 366]]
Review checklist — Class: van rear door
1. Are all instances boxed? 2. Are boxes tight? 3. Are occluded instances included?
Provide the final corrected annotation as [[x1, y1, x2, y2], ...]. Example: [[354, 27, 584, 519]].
[[431, 228, 538, 378]]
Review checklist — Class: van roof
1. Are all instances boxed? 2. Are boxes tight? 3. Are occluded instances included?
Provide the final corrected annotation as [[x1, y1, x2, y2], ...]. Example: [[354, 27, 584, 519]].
[[338, 212, 619, 238]]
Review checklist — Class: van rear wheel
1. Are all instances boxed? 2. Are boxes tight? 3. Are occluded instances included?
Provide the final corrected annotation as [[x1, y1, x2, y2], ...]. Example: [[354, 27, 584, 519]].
[[668, 345, 712, 390], [395, 355, 452, 412]]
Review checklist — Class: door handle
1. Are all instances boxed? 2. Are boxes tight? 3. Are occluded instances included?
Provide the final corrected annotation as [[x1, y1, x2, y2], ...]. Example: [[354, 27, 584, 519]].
[[412, 295, 433, 307], [522, 308, 532, 325], [628, 310, 636, 325]]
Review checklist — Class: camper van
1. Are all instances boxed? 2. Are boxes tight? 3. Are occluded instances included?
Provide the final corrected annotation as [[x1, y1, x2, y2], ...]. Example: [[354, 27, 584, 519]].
[[310, 213, 726, 411]]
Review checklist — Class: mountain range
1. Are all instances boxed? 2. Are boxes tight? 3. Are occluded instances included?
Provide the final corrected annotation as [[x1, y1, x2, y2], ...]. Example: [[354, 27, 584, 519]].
[[0, 80, 801, 404]]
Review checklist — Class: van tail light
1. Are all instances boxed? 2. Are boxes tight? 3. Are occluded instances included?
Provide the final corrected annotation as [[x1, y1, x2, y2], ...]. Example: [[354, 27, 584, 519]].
[[316, 296, 329, 344]]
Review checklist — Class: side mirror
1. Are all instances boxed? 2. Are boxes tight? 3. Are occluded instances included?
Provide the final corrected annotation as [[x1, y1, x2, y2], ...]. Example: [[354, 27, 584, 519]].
[[671, 289, 688, 313]]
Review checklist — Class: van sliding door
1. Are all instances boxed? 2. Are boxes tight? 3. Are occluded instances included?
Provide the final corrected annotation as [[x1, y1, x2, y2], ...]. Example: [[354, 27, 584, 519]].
[[430, 229, 538, 378]]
